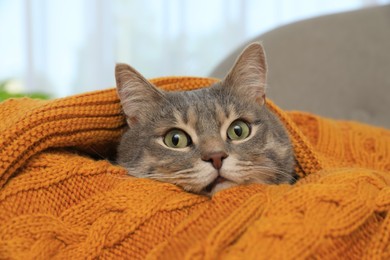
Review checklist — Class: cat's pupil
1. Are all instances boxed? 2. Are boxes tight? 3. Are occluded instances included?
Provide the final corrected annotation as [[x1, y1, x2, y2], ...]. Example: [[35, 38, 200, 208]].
[[234, 125, 243, 136], [172, 134, 180, 146]]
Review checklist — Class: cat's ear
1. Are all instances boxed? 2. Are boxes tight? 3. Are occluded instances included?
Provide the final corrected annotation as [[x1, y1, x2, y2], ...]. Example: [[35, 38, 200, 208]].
[[222, 42, 267, 106], [115, 63, 164, 125]]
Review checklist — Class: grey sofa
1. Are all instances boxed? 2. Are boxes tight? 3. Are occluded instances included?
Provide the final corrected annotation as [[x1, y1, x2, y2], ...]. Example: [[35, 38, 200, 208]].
[[211, 5, 390, 129]]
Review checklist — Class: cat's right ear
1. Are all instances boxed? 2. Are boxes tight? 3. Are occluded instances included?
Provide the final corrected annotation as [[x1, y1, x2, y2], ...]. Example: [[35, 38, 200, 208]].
[[222, 43, 267, 106], [115, 63, 164, 125]]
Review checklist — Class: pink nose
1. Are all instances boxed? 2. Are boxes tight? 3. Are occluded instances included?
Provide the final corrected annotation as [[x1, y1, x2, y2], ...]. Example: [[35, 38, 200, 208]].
[[201, 152, 228, 170]]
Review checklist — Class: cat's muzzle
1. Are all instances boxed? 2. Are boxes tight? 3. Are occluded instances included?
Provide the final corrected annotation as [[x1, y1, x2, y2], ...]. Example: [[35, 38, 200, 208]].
[[203, 176, 227, 193]]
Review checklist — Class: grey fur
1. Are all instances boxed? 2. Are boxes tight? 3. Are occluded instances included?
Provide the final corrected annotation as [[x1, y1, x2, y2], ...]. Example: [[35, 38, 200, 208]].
[[116, 43, 295, 196]]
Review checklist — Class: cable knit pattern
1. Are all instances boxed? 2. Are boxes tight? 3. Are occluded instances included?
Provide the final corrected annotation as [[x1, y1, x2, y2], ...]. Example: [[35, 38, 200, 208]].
[[0, 77, 389, 259]]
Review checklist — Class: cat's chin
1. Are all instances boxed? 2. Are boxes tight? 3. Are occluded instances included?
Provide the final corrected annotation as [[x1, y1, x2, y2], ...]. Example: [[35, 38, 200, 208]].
[[201, 177, 237, 196]]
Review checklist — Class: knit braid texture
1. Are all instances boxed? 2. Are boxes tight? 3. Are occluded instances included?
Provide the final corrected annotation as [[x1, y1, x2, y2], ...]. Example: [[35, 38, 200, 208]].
[[0, 77, 389, 259]]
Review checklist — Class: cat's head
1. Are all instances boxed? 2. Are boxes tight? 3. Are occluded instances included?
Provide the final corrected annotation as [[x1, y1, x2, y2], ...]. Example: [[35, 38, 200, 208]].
[[115, 43, 295, 196]]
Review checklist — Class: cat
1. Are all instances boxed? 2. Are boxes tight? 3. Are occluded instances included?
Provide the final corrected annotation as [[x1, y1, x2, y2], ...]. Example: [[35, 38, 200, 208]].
[[115, 43, 296, 196]]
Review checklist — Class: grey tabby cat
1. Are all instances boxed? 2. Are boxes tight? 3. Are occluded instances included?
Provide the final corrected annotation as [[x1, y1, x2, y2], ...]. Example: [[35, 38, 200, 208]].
[[115, 43, 296, 196]]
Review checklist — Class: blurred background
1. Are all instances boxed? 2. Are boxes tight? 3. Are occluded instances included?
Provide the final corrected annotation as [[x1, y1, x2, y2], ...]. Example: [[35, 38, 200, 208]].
[[0, 0, 389, 99]]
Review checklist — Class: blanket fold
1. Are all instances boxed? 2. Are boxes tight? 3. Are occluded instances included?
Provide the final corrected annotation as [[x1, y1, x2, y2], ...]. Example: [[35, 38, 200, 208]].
[[0, 77, 389, 259]]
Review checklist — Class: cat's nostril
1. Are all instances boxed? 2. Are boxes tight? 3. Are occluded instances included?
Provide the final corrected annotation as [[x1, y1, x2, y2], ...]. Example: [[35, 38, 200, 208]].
[[202, 152, 228, 170]]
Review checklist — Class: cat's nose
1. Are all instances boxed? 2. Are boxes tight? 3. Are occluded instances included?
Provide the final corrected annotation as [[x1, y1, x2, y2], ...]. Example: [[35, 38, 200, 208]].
[[201, 152, 228, 170]]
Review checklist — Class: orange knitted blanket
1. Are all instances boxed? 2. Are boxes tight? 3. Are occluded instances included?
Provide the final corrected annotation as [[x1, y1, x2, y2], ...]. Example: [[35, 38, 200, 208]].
[[0, 77, 389, 259]]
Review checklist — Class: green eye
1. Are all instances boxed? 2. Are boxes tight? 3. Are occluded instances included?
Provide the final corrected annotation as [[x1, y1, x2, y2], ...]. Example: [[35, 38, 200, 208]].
[[227, 120, 251, 140], [164, 129, 192, 148]]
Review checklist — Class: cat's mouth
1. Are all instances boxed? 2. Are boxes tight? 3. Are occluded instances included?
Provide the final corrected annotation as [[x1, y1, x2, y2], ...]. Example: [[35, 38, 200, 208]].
[[203, 176, 227, 193]]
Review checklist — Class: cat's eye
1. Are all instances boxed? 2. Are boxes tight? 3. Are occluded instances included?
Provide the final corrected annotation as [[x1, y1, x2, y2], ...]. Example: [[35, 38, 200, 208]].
[[227, 120, 251, 140], [164, 129, 192, 148]]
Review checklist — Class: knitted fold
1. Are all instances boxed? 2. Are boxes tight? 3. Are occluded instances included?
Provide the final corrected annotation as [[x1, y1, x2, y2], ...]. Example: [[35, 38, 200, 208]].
[[0, 77, 389, 259]]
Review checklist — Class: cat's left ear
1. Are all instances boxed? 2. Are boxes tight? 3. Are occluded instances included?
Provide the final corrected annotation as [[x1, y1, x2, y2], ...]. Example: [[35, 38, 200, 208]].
[[222, 42, 267, 106]]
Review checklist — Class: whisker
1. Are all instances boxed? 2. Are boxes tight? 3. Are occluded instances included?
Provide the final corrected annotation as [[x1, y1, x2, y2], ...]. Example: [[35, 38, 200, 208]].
[[149, 175, 193, 180], [252, 167, 298, 181], [253, 166, 296, 176], [237, 164, 297, 182], [174, 168, 196, 175]]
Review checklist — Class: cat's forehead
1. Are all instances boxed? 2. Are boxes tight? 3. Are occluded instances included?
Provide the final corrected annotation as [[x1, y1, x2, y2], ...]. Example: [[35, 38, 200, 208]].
[[162, 84, 259, 130], [166, 84, 225, 113]]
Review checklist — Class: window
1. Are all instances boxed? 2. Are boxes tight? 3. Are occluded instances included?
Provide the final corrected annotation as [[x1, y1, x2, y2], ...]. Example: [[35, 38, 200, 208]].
[[0, 0, 388, 98]]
